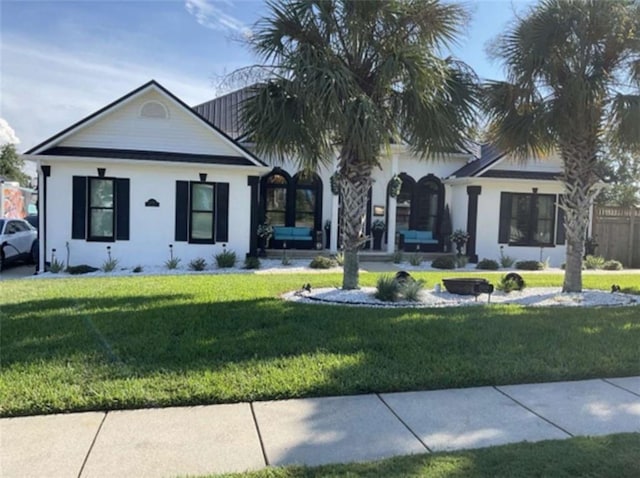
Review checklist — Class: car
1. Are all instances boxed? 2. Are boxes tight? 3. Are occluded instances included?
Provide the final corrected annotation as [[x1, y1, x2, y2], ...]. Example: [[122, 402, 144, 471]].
[[0, 218, 38, 271], [25, 214, 39, 229]]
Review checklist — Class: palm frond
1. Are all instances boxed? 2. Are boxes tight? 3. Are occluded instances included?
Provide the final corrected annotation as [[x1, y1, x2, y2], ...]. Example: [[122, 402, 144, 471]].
[[609, 94, 640, 152]]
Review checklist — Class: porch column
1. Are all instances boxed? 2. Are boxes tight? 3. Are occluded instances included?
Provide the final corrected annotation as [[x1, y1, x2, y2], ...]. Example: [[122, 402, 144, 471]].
[[247, 176, 260, 257], [386, 154, 399, 253], [330, 156, 339, 253], [39, 164, 51, 274], [466, 185, 481, 263]]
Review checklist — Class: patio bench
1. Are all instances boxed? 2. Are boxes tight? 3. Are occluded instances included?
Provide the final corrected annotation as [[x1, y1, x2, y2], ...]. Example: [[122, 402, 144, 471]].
[[399, 230, 439, 252], [272, 226, 315, 249]]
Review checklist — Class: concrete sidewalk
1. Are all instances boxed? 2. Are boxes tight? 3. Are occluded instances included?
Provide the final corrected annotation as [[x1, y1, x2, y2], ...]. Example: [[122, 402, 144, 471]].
[[2, 377, 639, 478]]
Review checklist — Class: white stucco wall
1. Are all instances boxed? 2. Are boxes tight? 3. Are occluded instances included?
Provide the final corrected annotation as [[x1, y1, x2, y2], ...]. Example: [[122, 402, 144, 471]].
[[43, 160, 253, 268], [449, 179, 568, 266]]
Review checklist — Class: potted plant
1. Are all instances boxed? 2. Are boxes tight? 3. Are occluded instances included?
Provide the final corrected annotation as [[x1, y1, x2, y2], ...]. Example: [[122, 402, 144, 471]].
[[257, 223, 274, 255], [371, 219, 385, 250], [450, 229, 470, 256]]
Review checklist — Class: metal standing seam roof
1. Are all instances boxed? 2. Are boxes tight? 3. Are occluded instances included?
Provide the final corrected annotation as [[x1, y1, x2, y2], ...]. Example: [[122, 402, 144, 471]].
[[448, 143, 507, 178], [193, 86, 256, 141]]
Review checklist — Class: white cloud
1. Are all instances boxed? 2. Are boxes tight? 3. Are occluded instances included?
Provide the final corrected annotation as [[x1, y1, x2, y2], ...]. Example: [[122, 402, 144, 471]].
[[1, 37, 222, 152], [185, 0, 252, 38], [0, 118, 20, 145]]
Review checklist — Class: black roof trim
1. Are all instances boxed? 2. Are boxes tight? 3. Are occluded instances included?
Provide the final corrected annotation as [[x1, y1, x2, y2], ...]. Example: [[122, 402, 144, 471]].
[[26, 80, 267, 167], [480, 170, 562, 180], [41, 147, 256, 166], [448, 143, 506, 178]]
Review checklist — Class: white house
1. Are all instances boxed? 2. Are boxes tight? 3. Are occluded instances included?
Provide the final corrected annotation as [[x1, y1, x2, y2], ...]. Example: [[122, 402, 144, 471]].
[[24, 80, 574, 270]]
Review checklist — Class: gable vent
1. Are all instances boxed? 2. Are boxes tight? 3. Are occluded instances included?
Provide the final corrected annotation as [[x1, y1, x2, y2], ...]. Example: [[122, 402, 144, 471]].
[[140, 101, 169, 119]]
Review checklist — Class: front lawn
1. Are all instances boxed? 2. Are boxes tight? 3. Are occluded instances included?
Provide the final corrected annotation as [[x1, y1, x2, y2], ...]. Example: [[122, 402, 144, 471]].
[[1, 271, 639, 417], [208, 433, 640, 478]]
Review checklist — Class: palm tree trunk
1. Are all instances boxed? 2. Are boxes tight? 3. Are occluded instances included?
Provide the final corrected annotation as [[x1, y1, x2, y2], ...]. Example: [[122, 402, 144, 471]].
[[561, 139, 599, 293], [339, 156, 373, 290]]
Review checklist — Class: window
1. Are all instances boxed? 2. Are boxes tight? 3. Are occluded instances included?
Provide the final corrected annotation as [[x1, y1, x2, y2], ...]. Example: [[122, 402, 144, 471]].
[[72, 176, 130, 242], [140, 101, 168, 119], [294, 173, 321, 228], [265, 173, 288, 226], [499, 193, 556, 246], [394, 174, 414, 231], [174, 180, 229, 244], [88, 178, 115, 240], [259, 169, 323, 230], [190, 183, 215, 242]]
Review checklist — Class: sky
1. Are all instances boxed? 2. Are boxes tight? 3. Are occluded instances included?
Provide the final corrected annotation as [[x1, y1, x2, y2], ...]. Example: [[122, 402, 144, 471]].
[[0, 0, 536, 154]]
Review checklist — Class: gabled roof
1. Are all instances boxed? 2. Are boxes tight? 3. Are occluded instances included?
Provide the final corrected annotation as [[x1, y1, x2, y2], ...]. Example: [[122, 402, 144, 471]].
[[448, 143, 506, 178], [26, 80, 267, 168]]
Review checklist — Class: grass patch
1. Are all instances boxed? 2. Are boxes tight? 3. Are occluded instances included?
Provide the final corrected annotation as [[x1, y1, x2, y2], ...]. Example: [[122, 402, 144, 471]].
[[206, 433, 640, 478], [1, 271, 639, 417]]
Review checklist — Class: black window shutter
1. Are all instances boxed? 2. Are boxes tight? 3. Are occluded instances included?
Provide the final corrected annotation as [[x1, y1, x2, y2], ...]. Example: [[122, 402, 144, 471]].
[[556, 195, 566, 244], [115, 178, 130, 240], [72, 176, 87, 239], [215, 182, 229, 242], [175, 181, 189, 242], [498, 192, 512, 244]]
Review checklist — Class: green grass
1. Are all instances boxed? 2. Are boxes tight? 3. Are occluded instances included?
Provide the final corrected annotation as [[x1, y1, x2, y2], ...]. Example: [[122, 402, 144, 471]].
[[204, 433, 640, 478], [1, 271, 639, 417]]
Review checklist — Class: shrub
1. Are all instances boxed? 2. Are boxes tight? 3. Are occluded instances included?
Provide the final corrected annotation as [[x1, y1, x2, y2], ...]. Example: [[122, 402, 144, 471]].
[[500, 255, 515, 268], [333, 251, 344, 266], [431, 255, 457, 269], [309, 256, 336, 269], [408, 253, 423, 266], [188, 258, 207, 271], [66, 265, 99, 275], [602, 260, 623, 271], [165, 257, 181, 270], [215, 248, 237, 268], [402, 279, 425, 302], [583, 255, 605, 270], [476, 258, 499, 270], [375, 275, 401, 302], [244, 256, 261, 269], [392, 250, 403, 264], [455, 255, 469, 268], [48, 258, 65, 273], [132, 265, 143, 273], [515, 260, 544, 271], [101, 258, 119, 273]]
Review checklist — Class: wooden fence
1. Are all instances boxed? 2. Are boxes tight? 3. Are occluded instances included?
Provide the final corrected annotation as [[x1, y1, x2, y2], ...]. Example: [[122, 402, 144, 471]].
[[591, 207, 640, 268]]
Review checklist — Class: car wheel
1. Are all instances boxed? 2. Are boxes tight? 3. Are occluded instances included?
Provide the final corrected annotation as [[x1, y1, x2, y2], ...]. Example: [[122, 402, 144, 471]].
[[0, 251, 4, 273], [30, 241, 38, 264]]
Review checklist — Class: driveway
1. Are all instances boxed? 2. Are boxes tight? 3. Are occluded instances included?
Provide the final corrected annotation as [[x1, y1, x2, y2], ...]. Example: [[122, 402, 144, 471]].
[[0, 263, 36, 280]]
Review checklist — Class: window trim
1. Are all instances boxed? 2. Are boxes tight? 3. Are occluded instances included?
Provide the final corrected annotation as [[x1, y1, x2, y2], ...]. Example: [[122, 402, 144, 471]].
[[504, 192, 556, 247], [188, 181, 216, 244], [87, 176, 116, 242]]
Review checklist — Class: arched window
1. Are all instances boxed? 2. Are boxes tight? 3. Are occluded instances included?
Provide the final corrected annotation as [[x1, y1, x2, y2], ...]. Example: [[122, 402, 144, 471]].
[[393, 173, 415, 231], [294, 172, 322, 229], [263, 171, 289, 226], [140, 101, 169, 119], [415, 175, 444, 232]]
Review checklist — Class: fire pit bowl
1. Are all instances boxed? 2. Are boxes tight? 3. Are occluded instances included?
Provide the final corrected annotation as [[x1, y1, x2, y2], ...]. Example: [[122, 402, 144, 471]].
[[442, 278, 494, 296]]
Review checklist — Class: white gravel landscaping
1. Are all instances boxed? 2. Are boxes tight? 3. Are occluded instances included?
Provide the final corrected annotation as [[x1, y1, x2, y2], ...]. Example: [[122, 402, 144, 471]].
[[283, 286, 640, 308]]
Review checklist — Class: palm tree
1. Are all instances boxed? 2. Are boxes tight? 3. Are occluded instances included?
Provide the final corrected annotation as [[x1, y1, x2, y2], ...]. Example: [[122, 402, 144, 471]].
[[482, 0, 640, 292], [241, 0, 477, 289]]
